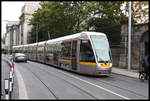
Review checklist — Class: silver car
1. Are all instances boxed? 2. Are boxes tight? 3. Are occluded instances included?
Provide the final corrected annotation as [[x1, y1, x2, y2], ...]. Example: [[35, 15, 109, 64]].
[[13, 53, 27, 62]]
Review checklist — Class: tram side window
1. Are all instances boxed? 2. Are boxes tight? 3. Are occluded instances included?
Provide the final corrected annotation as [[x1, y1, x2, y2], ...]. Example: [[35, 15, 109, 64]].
[[61, 42, 71, 60], [47, 47, 53, 56], [29, 48, 32, 54], [80, 40, 95, 62]]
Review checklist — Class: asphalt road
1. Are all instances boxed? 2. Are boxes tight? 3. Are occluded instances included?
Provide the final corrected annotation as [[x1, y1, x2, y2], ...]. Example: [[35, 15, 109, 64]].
[[2, 56, 149, 100]]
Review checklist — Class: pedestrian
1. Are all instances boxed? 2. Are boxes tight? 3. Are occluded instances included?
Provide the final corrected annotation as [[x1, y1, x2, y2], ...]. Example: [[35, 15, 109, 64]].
[[141, 55, 149, 79]]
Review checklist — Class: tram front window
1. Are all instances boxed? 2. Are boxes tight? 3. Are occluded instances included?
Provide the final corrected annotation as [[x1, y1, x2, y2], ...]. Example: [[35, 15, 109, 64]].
[[80, 40, 95, 62], [90, 35, 111, 62]]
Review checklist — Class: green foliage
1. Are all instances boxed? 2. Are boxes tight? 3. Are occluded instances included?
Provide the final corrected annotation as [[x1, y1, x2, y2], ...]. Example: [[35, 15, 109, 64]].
[[122, 1, 149, 24], [28, 1, 127, 43], [2, 36, 5, 44]]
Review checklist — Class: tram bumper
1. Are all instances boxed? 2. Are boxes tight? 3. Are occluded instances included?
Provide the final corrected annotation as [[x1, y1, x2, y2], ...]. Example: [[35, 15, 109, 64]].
[[96, 67, 112, 75]]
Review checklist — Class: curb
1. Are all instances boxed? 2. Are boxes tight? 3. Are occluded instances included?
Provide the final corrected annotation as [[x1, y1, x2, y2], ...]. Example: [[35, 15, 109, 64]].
[[112, 68, 139, 79]]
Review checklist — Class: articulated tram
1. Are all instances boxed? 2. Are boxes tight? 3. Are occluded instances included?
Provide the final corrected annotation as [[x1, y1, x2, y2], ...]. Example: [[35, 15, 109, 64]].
[[13, 31, 112, 76]]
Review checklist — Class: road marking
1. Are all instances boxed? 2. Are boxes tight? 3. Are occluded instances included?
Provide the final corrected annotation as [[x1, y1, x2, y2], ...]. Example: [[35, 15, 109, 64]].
[[15, 67, 28, 99], [59, 70, 130, 99]]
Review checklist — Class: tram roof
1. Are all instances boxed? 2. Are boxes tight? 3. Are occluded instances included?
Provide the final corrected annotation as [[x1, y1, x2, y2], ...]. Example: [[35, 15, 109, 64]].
[[37, 41, 47, 46], [13, 45, 24, 48], [28, 43, 38, 47], [23, 44, 29, 47], [46, 31, 106, 44], [13, 31, 106, 48]]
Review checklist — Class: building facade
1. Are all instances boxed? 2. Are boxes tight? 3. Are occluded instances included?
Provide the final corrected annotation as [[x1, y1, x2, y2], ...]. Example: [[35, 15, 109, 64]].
[[5, 3, 40, 53], [19, 3, 40, 45], [5, 21, 19, 53]]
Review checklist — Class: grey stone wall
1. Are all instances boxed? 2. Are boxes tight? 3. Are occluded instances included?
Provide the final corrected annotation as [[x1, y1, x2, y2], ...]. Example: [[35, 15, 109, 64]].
[[111, 47, 121, 67], [118, 22, 148, 70]]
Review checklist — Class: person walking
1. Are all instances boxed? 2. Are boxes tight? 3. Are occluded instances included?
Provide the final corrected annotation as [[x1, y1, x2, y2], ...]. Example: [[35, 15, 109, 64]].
[[141, 55, 149, 79]]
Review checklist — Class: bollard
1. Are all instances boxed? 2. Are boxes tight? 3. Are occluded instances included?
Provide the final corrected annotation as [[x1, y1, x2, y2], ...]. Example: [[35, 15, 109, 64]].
[[9, 71, 13, 92], [9, 82, 12, 92], [4, 79, 9, 100], [10, 60, 14, 93], [11, 68, 14, 74], [9, 71, 13, 80], [12, 63, 14, 69]]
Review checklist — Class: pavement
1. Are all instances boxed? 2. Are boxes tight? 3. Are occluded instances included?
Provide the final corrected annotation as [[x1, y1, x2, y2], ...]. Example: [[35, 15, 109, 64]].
[[3, 54, 139, 79], [112, 67, 139, 79]]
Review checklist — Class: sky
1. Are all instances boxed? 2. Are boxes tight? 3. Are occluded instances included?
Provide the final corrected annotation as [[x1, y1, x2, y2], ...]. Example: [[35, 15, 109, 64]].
[[1, 1, 40, 38]]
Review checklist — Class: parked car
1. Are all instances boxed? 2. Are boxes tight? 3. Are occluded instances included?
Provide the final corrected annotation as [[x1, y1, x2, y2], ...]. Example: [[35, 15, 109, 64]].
[[13, 53, 27, 62]]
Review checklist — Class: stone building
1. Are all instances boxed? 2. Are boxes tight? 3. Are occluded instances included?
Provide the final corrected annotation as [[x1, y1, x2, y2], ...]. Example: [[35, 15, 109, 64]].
[[12, 24, 20, 45], [5, 3, 40, 53], [19, 3, 40, 45], [5, 21, 19, 53]]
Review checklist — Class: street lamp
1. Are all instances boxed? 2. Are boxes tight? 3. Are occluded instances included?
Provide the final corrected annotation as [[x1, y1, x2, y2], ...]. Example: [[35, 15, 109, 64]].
[[29, 22, 40, 43], [36, 23, 38, 43], [128, 1, 132, 71], [29, 21, 51, 42], [47, 27, 51, 40]]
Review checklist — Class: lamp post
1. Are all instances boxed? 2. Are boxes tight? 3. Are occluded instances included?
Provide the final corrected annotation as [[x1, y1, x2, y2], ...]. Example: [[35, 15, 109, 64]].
[[29, 22, 40, 43], [30, 21, 51, 42], [47, 27, 51, 40], [128, 1, 132, 71], [36, 23, 38, 43]]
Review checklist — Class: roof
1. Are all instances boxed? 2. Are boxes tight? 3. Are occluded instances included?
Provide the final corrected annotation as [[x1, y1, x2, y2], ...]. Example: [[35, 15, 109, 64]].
[[13, 31, 106, 47], [46, 31, 106, 44]]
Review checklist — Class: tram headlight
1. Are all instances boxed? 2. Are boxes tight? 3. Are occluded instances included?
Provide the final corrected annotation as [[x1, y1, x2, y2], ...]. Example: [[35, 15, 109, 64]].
[[98, 63, 101, 67], [109, 63, 112, 67]]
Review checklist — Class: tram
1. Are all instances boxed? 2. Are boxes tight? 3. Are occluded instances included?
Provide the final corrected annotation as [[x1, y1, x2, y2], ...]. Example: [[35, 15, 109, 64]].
[[13, 31, 112, 76]]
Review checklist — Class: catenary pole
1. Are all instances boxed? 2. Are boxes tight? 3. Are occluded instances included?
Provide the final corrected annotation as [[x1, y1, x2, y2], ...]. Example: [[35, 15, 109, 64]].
[[128, 1, 132, 71]]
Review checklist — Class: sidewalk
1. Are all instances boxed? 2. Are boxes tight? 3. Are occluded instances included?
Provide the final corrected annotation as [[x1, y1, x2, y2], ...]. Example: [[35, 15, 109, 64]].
[[112, 67, 139, 79]]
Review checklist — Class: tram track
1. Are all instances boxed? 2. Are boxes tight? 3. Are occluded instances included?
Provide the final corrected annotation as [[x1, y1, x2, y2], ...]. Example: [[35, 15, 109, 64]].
[[93, 77, 148, 98], [36, 66, 99, 99], [14, 61, 148, 99], [38, 63, 148, 99], [22, 64, 59, 99], [24, 62, 99, 99], [108, 74, 148, 88], [25, 61, 129, 99]]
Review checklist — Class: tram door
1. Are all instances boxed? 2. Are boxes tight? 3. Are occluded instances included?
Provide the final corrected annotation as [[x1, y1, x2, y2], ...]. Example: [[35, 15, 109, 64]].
[[72, 40, 77, 70]]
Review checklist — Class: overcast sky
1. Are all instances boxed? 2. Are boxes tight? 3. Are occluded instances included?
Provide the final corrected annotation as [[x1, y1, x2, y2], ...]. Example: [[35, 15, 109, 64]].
[[1, 1, 40, 37]]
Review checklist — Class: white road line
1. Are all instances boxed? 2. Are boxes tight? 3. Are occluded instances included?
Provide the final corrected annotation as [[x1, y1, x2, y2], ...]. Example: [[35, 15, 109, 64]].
[[15, 67, 28, 99], [59, 71, 130, 99]]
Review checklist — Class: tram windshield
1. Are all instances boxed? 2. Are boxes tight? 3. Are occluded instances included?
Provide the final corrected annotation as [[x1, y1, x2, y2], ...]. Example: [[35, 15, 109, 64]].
[[90, 35, 111, 62]]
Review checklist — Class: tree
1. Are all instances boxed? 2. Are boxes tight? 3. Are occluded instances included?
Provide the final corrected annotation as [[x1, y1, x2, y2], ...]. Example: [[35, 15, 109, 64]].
[[29, 1, 147, 43], [2, 36, 5, 44], [121, 1, 149, 24], [28, 1, 79, 43]]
